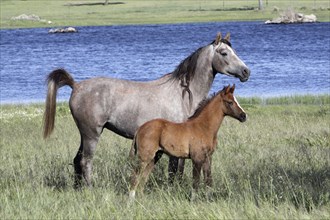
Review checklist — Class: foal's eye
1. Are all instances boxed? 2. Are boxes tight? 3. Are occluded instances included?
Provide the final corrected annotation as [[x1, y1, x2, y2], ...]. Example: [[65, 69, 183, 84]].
[[227, 101, 233, 106], [220, 52, 228, 56]]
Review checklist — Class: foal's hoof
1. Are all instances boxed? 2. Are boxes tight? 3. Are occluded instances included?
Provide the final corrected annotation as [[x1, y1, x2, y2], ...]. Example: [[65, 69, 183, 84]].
[[189, 191, 198, 202], [127, 190, 136, 206]]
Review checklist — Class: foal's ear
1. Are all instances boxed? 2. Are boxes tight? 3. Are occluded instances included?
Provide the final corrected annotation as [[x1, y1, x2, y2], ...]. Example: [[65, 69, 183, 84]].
[[230, 84, 235, 93], [224, 32, 231, 42], [214, 32, 222, 45], [225, 85, 231, 94]]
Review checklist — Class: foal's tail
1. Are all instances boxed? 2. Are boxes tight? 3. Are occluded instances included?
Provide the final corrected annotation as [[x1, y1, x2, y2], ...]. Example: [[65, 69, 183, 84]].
[[43, 69, 75, 139], [129, 134, 138, 158]]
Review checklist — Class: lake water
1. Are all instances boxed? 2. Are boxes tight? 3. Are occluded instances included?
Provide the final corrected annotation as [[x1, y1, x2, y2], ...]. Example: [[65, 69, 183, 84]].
[[0, 21, 329, 104]]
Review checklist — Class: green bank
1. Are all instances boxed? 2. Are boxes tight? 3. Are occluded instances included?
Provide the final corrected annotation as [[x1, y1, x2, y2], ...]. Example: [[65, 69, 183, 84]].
[[1, 0, 329, 29], [1, 95, 329, 219]]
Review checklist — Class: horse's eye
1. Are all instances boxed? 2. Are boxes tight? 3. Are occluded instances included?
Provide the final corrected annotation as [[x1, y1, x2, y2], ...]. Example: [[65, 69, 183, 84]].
[[227, 101, 233, 106], [221, 52, 228, 56]]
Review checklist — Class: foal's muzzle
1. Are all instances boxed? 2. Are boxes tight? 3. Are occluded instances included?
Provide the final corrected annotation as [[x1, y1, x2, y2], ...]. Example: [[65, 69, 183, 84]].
[[238, 112, 247, 122]]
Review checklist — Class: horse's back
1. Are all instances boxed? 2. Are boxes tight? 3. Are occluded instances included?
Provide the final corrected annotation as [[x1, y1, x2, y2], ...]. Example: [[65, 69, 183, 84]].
[[68, 76, 184, 138]]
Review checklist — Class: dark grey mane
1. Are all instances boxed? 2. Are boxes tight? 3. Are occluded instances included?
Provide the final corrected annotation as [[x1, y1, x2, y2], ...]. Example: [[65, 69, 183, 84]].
[[170, 46, 204, 82], [168, 39, 232, 110], [188, 86, 226, 120], [170, 39, 232, 84], [168, 45, 208, 109]]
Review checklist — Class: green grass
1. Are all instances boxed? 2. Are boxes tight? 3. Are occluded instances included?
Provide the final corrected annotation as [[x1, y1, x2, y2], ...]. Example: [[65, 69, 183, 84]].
[[1, 95, 329, 219], [1, 0, 329, 29]]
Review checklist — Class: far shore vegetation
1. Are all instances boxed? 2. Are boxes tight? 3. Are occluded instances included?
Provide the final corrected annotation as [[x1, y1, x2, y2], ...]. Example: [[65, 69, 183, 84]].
[[1, 0, 330, 29]]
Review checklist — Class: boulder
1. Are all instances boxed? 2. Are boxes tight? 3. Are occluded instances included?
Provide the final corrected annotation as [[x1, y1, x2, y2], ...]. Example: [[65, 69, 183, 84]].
[[48, 27, 78, 34], [11, 14, 51, 23], [302, 14, 317, 23], [265, 9, 317, 24]]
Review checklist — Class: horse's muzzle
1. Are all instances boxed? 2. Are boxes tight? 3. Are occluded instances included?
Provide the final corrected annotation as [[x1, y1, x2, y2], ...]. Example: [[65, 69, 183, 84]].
[[239, 68, 250, 82]]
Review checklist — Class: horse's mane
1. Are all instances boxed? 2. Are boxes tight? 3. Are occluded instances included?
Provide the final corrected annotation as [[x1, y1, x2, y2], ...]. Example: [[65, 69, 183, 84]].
[[170, 39, 232, 84], [167, 39, 232, 111], [212, 38, 232, 48], [170, 46, 205, 82], [188, 86, 226, 120]]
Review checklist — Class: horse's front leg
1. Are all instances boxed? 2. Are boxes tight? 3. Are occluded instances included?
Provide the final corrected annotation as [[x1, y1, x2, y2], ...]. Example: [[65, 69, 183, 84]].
[[168, 156, 179, 184], [168, 157, 186, 184], [178, 158, 185, 178]]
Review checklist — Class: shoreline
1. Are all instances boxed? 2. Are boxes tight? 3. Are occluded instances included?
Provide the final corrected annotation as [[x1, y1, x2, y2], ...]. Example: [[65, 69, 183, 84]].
[[1, 94, 329, 106], [2, 19, 329, 31]]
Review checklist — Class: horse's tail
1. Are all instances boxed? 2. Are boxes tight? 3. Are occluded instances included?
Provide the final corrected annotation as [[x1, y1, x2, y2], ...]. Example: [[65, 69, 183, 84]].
[[43, 69, 75, 139]]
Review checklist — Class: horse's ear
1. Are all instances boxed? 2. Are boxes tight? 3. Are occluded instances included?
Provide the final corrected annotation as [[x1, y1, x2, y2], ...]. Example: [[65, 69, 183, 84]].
[[224, 32, 231, 42], [230, 84, 235, 93], [214, 32, 222, 45]]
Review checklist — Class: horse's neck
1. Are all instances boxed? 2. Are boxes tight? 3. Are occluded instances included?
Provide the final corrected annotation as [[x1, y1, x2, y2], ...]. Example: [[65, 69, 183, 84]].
[[189, 48, 215, 109]]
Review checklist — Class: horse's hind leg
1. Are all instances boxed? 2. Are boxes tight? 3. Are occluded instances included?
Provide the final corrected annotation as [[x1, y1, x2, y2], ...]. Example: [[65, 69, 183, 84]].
[[73, 134, 99, 188], [73, 142, 83, 188]]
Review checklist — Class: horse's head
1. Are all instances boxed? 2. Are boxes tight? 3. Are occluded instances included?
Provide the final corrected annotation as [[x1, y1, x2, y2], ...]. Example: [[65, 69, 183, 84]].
[[212, 32, 250, 82], [220, 84, 246, 122]]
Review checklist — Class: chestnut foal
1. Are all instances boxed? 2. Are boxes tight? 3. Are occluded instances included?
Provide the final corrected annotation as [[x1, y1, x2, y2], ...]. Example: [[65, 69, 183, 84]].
[[128, 85, 246, 201]]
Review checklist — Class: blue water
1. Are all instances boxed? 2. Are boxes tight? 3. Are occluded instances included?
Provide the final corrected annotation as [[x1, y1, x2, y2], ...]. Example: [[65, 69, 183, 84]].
[[0, 21, 329, 104]]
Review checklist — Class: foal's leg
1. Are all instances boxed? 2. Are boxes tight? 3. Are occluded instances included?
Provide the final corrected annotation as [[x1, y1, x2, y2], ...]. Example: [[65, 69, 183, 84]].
[[129, 161, 148, 201], [129, 151, 163, 201], [139, 151, 163, 192], [202, 156, 213, 188], [191, 160, 203, 201], [202, 156, 213, 200]]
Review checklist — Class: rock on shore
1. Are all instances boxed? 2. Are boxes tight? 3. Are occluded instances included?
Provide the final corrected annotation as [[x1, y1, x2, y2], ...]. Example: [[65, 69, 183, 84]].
[[11, 14, 52, 24], [265, 9, 317, 24]]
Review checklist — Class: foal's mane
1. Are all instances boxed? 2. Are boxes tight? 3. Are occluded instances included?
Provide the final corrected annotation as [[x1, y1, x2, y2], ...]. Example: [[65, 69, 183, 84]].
[[188, 86, 226, 120]]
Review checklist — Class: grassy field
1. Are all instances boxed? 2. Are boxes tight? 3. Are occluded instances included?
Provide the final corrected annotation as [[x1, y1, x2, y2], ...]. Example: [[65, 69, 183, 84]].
[[0, 95, 329, 219], [1, 0, 329, 29]]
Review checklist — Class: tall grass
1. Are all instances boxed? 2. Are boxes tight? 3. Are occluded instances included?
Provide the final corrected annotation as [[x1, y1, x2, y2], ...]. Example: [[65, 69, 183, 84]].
[[0, 95, 329, 219]]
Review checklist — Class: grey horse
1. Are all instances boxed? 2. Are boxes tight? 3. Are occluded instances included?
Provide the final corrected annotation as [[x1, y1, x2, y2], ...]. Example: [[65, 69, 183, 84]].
[[43, 32, 250, 187]]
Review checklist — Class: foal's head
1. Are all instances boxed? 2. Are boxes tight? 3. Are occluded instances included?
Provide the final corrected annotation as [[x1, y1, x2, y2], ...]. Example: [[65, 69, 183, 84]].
[[220, 85, 246, 122]]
